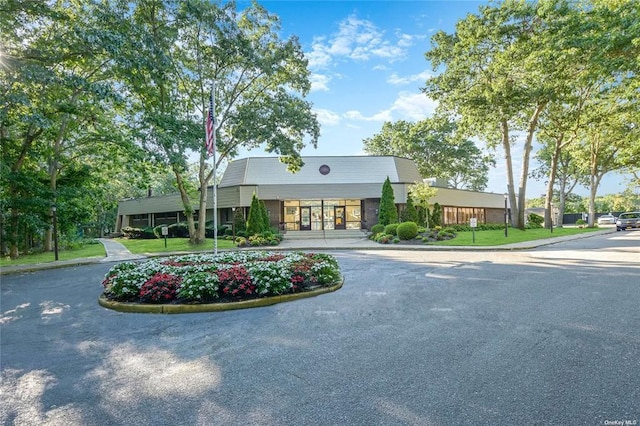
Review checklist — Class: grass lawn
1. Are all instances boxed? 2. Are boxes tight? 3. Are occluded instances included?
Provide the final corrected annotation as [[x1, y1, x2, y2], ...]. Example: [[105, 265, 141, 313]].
[[116, 237, 236, 254], [432, 226, 603, 246], [0, 243, 106, 267]]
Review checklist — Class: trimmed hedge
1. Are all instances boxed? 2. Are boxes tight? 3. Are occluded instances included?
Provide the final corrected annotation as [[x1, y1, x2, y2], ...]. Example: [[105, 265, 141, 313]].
[[448, 223, 505, 232], [122, 226, 156, 239], [371, 224, 385, 234], [384, 223, 399, 236], [397, 221, 418, 240]]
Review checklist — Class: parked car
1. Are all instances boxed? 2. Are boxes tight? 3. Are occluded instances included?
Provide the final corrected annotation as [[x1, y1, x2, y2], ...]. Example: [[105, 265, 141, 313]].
[[616, 212, 640, 231], [597, 214, 617, 225]]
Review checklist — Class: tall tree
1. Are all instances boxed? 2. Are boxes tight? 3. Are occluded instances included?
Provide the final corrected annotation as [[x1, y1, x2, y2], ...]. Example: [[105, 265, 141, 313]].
[[1, 1, 134, 258], [423, 1, 576, 229], [363, 116, 494, 191], [535, 0, 639, 228], [116, 0, 319, 245]]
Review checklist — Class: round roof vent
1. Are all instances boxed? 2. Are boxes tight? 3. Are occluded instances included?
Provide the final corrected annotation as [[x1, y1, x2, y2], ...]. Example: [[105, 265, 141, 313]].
[[319, 164, 330, 175]]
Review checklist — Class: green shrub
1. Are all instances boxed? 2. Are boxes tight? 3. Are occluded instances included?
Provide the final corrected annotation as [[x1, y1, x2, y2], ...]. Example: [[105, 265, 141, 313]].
[[376, 234, 393, 244], [122, 226, 157, 239], [431, 203, 442, 227], [260, 200, 270, 231], [152, 222, 190, 238], [371, 224, 385, 234], [384, 223, 399, 236], [233, 208, 246, 234], [397, 221, 418, 240], [576, 219, 586, 226], [246, 193, 266, 235], [400, 195, 418, 223], [528, 213, 544, 227], [378, 177, 398, 225]]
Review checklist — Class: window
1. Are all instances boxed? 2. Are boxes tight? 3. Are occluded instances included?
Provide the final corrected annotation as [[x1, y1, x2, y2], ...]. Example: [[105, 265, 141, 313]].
[[443, 207, 486, 225]]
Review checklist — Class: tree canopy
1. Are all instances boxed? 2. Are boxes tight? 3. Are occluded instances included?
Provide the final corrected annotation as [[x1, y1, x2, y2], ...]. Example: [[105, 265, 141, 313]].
[[363, 116, 494, 191], [423, 0, 639, 229], [1, 0, 319, 257]]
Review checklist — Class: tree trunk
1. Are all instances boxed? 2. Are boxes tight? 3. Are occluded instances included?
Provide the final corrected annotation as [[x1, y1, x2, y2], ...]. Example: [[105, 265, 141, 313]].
[[588, 174, 601, 228], [194, 150, 211, 245], [501, 118, 517, 228], [173, 168, 197, 242], [517, 102, 546, 230], [544, 134, 562, 229]]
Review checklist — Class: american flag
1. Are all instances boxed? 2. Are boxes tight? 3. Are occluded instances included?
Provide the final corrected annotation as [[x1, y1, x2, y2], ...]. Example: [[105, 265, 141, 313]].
[[205, 90, 215, 156]]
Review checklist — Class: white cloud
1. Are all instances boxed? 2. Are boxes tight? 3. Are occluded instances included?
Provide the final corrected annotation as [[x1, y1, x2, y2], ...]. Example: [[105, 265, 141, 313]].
[[387, 70, 434, 85], [344, 109, 393, 122], [310, 73, 331, 92], [314, 108, 341, 126], [389, 91, 438, 121], [307, 14, 408, 70], [394, 31, 427, 48]]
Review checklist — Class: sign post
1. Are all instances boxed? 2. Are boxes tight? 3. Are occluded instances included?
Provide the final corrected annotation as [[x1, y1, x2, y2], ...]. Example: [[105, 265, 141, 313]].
[[470, 217, 477, 243], [161, 226, 169, 248]]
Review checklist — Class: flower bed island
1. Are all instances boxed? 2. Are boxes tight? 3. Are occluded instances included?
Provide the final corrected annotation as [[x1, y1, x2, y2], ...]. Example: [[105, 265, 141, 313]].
[[99, 251, 343, 314]]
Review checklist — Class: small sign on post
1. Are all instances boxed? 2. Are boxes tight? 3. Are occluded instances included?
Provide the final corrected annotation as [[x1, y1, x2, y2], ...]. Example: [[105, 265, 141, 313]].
[[161, 226, 169, 248], [470, 217, 477, 243]]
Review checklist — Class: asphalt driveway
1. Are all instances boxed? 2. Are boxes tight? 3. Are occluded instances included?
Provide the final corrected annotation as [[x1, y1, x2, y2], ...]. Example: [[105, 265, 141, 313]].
[[1, 231, 639, 425]]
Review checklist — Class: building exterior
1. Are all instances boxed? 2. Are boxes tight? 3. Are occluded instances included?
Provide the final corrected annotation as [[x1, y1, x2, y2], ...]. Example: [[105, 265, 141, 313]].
[[116, 156, 508, 233]]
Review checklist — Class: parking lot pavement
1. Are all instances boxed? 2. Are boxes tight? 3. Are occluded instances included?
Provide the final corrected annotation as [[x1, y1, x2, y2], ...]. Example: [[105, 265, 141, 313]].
[[1, 230, 638, 425]]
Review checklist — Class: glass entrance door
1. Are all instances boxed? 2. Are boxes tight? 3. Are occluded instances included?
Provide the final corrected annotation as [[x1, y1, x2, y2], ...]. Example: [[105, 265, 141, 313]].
[[334, 206, 346, 230], [300, 207, 311, 230]]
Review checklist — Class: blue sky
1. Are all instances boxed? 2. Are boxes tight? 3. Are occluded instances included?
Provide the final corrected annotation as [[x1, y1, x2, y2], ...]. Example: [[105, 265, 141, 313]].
[[234, 0, 628, 197]]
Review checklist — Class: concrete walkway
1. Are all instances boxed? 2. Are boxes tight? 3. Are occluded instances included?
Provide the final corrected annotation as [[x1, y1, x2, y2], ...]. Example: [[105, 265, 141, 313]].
[[0, 228, 616, 276], [97, 238, 145, 262]]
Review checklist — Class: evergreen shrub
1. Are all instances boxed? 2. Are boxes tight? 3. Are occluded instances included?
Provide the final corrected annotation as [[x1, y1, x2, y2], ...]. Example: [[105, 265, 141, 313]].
[[371, 224, 385, 234], [396, 222, 418, 240], [384, 223, 399, 236]]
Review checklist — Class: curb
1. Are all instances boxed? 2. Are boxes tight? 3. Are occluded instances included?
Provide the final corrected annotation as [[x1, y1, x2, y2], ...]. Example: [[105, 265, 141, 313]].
[[1, 228, 616, 276], [97, 278, 344, 314]]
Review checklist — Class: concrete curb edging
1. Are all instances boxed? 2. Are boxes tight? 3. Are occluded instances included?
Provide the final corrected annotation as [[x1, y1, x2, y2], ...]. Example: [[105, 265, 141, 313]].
[[98, 278, 344, 314]]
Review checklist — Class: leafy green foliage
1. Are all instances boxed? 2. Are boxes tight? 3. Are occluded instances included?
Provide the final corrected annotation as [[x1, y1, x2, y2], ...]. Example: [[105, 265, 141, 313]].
[[383, 223, 399, 236], [430, 203, 442, 227], [396, 222, 418, 240], [423, 0, 640, 230], [527, 214, 544, 228], [400, 195, 418, 223], [409, 182, 437, 228], [378, 177, 398, 226], [122, 227, 157, 240], [246, 193, 268, 236], [260, 200, 270, 232], [370, 224, 385, 234], [363, 117, 494, 191], [233, 208, 246, 234], [102, 251, 341, 303]]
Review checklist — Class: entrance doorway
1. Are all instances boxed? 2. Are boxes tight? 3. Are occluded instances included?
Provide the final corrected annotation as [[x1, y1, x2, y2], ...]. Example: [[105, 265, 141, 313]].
[[334, 206, 346, 230], [300, 207, 311, 230]]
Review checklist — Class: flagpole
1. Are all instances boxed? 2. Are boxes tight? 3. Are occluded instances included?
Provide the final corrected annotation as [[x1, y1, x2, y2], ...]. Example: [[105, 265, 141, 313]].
[[211, 83, 218, 256]]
